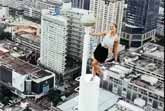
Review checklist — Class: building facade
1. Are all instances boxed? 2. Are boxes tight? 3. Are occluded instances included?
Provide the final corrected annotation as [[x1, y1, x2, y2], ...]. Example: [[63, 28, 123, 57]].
[[100, 43, 164, 111], [23, 0, 56, 19], [156, 7, 164, 37], [62, 7, 88, 60], [121, 0, 160, 47], [101, 64, 164, 111], [71, 0, 90, 10], [90, 0, 124, 35], [71, 0, 83, 8], [40, 10, 68, 74], [40, 2, 89, 77]]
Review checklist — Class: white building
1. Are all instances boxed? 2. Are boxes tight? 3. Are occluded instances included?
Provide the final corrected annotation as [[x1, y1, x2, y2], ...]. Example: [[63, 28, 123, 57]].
[[23, 0, 57, 19], [90, 0, 124, 35], [40, 10, 68, 74], [0, 0, 23, 10], [62, 6, 88, 59], [40, 2, 89, 77], [0, 6, 9, 18], [156, 7, 164, 37]]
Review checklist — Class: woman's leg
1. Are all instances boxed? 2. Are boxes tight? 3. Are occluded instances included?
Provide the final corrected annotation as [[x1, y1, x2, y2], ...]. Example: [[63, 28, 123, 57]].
[[92, 58, 103, 77]]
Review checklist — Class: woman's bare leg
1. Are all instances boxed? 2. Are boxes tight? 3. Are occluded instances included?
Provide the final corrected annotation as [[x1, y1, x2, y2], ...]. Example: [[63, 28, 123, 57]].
[[92, 58, 103, 77]]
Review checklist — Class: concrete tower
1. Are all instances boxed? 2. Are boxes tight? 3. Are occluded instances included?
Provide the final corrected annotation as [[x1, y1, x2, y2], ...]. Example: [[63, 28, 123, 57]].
[[78, 14, 100, 111]]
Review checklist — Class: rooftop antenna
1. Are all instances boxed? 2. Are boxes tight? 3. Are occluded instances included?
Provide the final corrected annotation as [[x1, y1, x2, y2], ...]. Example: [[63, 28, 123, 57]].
[[78, 13, 100, 111]]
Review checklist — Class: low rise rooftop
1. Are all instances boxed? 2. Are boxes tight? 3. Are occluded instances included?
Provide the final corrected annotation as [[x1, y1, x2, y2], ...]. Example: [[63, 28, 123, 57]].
[[109, 100, 144, 111], [58, 89, 120, 111], [102, 63, 164, 97], [0, 54, 53, 79], [119, 43, 164, 81]]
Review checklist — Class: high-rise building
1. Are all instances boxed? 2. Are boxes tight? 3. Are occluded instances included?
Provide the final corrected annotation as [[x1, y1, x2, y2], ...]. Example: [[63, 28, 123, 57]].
[[71, 0, 83, 8], [0, 0, 23, 10], [40, 9, 68, 74], [71, 0, 90, 10], [90, 0, 124, 35], [121, 0, 160, 47], [40, 2, 88, 77], [23, 0, 57, 19], [156, 7, 164, 37], [62, 7, 88, 60]]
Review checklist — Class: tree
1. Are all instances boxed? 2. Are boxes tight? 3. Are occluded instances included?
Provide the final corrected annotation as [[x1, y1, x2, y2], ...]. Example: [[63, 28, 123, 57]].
[[23, 106, 32, 111], [48, 89, 62, 106], [1, 96, 10, 105], [0, 32, 12, 40]]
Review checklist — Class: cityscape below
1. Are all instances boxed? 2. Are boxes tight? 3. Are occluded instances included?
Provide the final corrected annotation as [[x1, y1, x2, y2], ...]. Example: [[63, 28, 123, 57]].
[[0, 0, 164, 111]]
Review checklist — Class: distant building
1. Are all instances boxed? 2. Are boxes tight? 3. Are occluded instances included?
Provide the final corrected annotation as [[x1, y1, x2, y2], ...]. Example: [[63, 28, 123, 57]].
[[71, 0, 83, 8], [0, 0, 24, 11], [23, 0, 57, 19], [40, 1, 91, 79], [121, 0, 160, 47], [156, 7, 164, 37], [40, 9, 68, 75], [90, 0, 124, 35], [62, 6, 88, 60], [0, 52, 55, 98], [100, 43, 164, 111], [109, 100, 145, 111], [71, 0, 90, 10]]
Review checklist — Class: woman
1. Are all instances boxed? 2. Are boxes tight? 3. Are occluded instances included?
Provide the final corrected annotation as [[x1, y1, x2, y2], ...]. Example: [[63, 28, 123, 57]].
[[90, 23, 119, 77]]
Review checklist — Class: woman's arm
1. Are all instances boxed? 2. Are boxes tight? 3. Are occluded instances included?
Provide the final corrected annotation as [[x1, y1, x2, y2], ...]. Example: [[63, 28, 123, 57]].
[[89, 32, 107, 37]]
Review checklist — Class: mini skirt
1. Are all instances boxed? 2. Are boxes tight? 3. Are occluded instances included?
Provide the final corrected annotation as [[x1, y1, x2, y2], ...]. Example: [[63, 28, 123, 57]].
[[94, 43, 108, 63]]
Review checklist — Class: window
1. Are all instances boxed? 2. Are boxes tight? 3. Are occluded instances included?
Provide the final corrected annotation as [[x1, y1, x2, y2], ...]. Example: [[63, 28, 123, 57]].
[[123, 88, 126, 91], [139, 94, 142, 97], [149, 98, 152, 102]]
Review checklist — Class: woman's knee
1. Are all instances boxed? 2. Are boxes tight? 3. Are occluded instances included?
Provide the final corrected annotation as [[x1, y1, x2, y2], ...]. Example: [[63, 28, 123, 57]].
[[92, 59, 99, 67]]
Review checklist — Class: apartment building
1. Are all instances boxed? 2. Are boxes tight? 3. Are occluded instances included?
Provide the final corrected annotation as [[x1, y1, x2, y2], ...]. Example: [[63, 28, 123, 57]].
[[40, 9, 68, 75], [90, 0, 124, 35], [100, 43, 164, 111]]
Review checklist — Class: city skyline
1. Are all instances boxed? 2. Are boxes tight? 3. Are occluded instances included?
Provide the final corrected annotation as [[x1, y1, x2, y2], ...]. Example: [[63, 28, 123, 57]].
[[0, 0, 164, 111]]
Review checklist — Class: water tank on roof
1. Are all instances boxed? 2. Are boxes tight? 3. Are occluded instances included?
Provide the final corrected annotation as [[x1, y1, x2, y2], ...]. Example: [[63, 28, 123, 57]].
[[53, 0, 63, 16]]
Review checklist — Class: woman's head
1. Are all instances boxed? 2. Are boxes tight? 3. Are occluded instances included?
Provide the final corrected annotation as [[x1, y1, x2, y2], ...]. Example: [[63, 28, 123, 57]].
[[110, 23, 117, 34]]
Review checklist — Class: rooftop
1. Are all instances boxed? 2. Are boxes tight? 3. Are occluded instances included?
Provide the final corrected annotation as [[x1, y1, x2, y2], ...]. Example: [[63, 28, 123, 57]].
[[101, 63, 164, 97], [58, 89, 120, 111], [135, 43, 164, 60], [109, 100, 144, 111], [119, 43, 164, 79], [0, 56, 39, 75]]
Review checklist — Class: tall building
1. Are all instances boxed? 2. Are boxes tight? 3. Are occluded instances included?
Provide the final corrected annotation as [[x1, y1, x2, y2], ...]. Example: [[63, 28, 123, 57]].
[[71, 0, 83, 8], [90, 0, 124, 35], [156, 7, 164, 37], [23, 0, 57, 19], [121, 0, 160, 47], [0, 0, 23, 10], [62, 7, 88, 60], [40, 2, 88, 78], [71, 0, 90, 10], [40, 9, 68, 75]]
